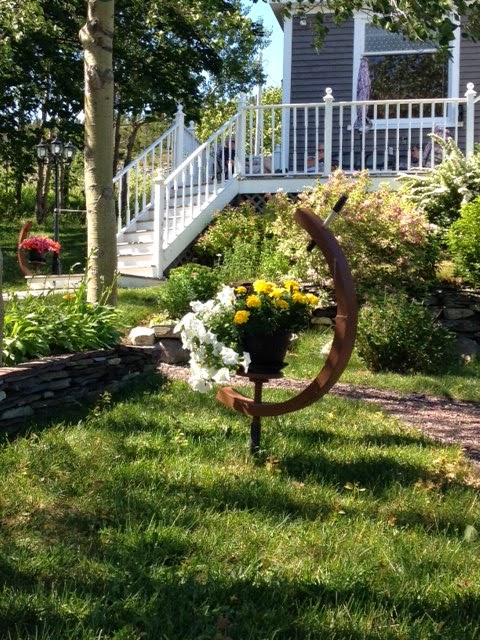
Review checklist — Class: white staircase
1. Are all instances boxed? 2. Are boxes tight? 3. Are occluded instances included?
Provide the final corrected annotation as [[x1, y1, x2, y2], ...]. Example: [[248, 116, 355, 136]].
[[114, 106, 241, 280]]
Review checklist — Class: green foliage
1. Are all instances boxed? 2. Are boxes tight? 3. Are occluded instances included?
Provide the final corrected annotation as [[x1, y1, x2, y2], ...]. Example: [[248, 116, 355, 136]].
[[447, 196, 480, 285], [356, 293, 456, 374], [2, 280, 122, 366], [269, 171, 439, 297], [195, 201, 272, 260], [156, 263, 221, 320], [399, 138, 480, 227]]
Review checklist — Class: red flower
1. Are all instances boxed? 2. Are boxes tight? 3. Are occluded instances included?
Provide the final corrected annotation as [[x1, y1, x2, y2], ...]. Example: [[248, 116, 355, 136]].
[[19, 236, 61, 254]]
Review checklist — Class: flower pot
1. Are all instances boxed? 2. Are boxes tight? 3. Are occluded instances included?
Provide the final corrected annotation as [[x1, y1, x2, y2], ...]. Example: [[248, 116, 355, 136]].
[[27, 249, 47, 265], [241, 330, 291, 374]]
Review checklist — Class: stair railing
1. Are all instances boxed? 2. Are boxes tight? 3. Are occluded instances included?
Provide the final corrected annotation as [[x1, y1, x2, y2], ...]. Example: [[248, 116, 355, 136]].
[[114, 105, 196, 234], [152, 112, 241, 276]]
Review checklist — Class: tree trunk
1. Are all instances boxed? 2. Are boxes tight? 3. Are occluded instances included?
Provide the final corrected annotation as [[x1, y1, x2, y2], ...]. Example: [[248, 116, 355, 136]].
[[113, 109, 122, 175], [0, 247, 3, 366], [80, 0, 117, 305]]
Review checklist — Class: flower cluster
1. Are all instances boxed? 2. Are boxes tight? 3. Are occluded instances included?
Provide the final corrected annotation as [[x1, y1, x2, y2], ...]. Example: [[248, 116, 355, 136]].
[[175, 279, 319, 393], [174, 286, 251, 393], [19, 236, 61, 254], [232, 279, 319, 336]]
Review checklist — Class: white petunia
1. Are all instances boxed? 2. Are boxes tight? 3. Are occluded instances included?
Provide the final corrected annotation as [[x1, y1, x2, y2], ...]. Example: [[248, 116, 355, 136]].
[[220, 346, 239, 366], [212, 367, 231, 384]]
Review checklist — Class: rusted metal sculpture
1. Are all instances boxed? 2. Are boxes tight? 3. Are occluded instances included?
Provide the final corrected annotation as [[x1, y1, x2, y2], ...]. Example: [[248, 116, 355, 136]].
[[17, 221, 34, 277], [216, 204, 358, 453]]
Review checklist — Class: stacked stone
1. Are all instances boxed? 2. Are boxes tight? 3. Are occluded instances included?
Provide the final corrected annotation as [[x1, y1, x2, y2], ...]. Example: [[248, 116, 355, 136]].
[[0, 346, 162, 431]]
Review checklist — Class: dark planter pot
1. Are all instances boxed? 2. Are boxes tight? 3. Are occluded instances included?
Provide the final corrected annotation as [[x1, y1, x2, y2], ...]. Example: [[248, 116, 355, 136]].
[[241, 330, 291, 374], [28, 249, 47, 265]]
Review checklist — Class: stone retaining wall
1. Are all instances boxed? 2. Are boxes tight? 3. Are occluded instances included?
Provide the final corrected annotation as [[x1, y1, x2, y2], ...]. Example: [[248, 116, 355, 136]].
[[0, 345, 162, 432], [428, 286, 480, 356]]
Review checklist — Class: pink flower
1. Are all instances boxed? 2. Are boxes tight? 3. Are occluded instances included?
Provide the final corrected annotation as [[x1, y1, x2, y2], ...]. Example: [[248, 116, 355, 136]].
[[19, 236, 61, 254]]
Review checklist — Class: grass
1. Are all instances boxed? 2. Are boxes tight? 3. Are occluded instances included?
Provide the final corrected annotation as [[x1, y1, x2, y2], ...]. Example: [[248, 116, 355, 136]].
[[286, 328, 480, 403], [0, 374, 479, 639]]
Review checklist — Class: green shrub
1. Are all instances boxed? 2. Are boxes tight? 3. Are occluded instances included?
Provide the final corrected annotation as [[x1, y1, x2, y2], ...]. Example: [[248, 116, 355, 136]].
[[195, 201, 273, 261], [156, 263, 221, 319], [399, 137, 480, 228], [356, 293, 456, 374], [446, 197, 480, 285], [3, 282, 122, 366], [269, 172, 440, 298]]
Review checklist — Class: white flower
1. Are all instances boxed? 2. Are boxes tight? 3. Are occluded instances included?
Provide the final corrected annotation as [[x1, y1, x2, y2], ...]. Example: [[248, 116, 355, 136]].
[[212, 367, 231, 384], [241, 351, 251, 372], [220, 346, 239, 366], [216, 285, 236, 307]]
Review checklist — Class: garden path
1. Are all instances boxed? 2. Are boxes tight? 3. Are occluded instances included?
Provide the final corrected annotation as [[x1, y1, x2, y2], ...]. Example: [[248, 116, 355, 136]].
[[158, 364, 480, 468]]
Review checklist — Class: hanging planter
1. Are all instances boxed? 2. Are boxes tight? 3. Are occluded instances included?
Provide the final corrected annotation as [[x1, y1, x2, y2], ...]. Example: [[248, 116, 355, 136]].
[[18, 235, 61, 268], [240, 329, 291, 374], [27, 249, 48, 266]]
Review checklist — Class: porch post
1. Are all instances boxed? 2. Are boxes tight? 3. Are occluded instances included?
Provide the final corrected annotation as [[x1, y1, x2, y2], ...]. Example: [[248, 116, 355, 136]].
[[323, 87, 334, 174], [465, 83, 477, 157], [175, 104, 185, 168], [235, 93, 247, 175], [153, 169, 166, 278]]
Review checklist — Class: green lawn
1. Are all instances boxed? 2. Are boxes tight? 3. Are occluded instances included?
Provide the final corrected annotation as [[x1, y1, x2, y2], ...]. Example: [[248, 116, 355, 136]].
[[0, 374, 479, 639], [287, 328, 480, 403]]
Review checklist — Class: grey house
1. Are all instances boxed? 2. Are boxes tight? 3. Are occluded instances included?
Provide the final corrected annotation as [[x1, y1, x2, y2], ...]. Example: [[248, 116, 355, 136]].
[[269, 1, 480, 170], [113, 4, 480, 279]]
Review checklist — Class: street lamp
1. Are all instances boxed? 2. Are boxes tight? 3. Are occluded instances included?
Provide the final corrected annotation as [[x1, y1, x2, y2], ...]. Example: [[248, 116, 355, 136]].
[[36, 137, 77, 275]]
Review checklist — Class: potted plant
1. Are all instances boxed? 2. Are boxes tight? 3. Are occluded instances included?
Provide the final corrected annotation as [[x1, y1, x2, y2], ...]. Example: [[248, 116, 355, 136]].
[[175, 279, 319, 392], [18, 236, 61, 265]]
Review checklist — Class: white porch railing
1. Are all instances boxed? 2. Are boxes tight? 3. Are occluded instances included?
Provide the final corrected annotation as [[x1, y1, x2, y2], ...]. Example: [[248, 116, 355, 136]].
[[237, 83, 479, 177], [117, 84, 480, 277]]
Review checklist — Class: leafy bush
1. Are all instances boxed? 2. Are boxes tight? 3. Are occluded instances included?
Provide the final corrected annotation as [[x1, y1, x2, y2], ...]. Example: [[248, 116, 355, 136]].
[[269, 171, 440, 298], [156, 263, 221, 319], [446, 197, 480, 285], [356, 293, 456, 374], [399, 137, 480, 227], [195, 201, 273, 261], [3, 281, 122, 366]]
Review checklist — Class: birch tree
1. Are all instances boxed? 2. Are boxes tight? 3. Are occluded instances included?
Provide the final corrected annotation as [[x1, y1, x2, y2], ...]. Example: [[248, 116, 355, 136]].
[[79, 0, 117, 304]]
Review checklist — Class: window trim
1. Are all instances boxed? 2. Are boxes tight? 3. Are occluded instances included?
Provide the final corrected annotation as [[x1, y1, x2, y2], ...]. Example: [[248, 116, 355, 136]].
[[352, 13, 460, 129]]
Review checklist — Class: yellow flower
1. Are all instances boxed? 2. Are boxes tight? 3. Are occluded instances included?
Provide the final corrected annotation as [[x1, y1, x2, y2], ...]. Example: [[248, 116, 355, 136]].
[[235, 286, 247, 295], [292, 292, 308, 304], [246, 295, 261, 308], [234, 310, 250, 324], [253, 279, 274, 294], [270, 287, 284, 299], [275, 299, 289, 310], [305, 293, 319, 306], [62, 293, 76, 300], [284, 279, 300, 292]]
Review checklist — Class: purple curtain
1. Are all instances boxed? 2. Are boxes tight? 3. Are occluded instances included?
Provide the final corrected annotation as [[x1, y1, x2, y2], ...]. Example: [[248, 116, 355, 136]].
[[354, 57, 372, 132]]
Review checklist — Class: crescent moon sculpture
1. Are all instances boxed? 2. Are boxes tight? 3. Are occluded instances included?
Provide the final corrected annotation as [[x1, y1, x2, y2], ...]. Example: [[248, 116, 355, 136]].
[[216, 206, 358, 426], [17, 221, 34, 277]]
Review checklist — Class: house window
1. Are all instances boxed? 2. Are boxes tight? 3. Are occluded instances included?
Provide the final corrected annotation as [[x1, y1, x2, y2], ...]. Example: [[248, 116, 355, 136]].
[[354, 16, 459, 123], [365, 25, 448, 117]]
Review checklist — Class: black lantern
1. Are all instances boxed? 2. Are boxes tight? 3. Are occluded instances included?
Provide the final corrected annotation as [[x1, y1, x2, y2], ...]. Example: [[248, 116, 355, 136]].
[[36, 137, 77, 275]]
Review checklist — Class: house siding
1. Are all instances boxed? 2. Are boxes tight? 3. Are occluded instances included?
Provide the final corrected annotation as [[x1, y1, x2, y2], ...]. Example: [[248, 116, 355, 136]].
[[459, 36, 480, 147], [290, 16, 354, 104]]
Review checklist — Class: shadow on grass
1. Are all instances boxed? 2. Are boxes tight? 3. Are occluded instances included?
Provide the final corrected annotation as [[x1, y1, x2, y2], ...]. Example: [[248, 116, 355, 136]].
[[1, 556, 479, 639]]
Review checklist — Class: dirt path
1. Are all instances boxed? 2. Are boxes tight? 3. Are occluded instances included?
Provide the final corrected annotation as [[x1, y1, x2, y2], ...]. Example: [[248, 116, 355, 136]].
[[158, 364, 480, 467]]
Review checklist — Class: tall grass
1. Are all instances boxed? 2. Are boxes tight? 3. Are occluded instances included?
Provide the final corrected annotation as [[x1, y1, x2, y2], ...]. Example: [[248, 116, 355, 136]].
[[0, 374, 479, 639]]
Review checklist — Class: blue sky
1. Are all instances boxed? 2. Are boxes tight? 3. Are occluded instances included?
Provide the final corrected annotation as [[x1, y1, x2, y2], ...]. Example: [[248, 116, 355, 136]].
[[244, 1, 284, 87]]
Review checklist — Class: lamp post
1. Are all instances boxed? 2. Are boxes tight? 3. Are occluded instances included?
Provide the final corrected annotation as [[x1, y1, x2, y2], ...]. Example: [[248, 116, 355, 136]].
[[37, 137, 77, 275]]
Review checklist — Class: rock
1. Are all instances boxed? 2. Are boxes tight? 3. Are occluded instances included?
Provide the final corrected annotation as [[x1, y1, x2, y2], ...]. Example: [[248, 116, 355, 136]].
[[157, 338, 189, 364], [443, 307, 475, 320], [128, 327, 156, 346], [453, 336, 480, 359], [152, 324, 179, 339]]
